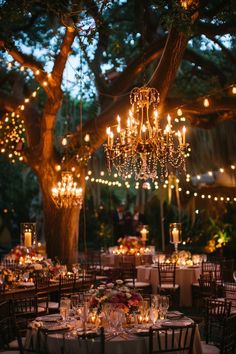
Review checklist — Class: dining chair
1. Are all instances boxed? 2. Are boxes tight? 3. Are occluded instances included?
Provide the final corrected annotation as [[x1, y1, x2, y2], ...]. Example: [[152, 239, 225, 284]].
[[197, 274, 217, 309], [149, 323, 196, 354], [201, 314, 236, 354], [157, 263, 180, 308], [0, 315, 21, 354], [121, 263, 152, 295], [58, 273, 77, 298], [205, 298, 231, 345], [10, 294, 46, 330], [223, 282, 236, 314], [202, 262, 222, 284], [76, 327, 105, 354]]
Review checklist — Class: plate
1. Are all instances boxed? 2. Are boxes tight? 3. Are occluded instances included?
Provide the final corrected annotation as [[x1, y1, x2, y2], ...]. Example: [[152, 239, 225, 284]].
[[43, 324, 70, 332], [134, 328, 149, 336], [161, 319, 193, 328], [36, 314, 62, 322], [18, 282, 35, 287], [167, 311, 183, 320]]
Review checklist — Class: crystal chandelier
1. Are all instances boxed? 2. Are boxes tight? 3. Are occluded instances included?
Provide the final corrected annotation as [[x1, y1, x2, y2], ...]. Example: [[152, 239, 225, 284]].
[[51, 171, 83, 209], [104, 86, 188, 181]]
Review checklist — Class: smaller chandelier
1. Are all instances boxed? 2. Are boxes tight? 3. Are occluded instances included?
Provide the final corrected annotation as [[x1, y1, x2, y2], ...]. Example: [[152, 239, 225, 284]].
[[51, 171, 83, 209], [104, 86, 188, 181]]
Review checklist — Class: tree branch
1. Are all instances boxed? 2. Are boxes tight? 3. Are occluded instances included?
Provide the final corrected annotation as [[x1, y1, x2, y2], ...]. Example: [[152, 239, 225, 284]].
[[208, 37, 236, 66], [150, 27, 189, 109], [52, 26, 76, 87], [195, 21, 236, 36], [184, 47, 227, 85]]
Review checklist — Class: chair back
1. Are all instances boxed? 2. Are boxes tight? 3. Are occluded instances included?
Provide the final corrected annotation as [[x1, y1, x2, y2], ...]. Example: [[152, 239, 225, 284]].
[[205, 298, 231, 344], [158, 263, 176, 287], [59, 273, 76, 298], [10, 295, 39, 317], [202, 261, 222, 284], [220, 315, 236, 354], [198, 274, 217, 298], [76, 326, 105, 354], [223, 282, 236, 311], [149, 323, 196, 354]]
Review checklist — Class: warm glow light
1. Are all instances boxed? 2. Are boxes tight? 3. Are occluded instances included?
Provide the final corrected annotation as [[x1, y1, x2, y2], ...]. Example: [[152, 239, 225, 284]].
[[203, 98, 210, 107], [104, 86, 188, 181]]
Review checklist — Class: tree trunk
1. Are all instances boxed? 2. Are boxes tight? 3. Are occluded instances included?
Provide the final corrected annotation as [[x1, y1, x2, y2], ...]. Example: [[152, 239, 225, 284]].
[[37, 165, 81, 265]]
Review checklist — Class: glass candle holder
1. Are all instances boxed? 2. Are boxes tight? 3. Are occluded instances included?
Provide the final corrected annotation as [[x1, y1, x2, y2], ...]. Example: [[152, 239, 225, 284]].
[[169, 223, 182, 252]]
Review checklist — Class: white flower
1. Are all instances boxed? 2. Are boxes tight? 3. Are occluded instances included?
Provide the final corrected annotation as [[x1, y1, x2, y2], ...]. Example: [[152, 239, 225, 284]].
[[116, 279, 123, 285], [33, 263, 43, 270], [107, 283, 114, 288], [98, 285, 106, 290]]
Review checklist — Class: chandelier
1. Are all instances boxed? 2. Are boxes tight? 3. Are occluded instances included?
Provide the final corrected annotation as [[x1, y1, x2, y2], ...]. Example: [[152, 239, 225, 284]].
[[104, 86, 188, 181], [51, 171, 83, 209]]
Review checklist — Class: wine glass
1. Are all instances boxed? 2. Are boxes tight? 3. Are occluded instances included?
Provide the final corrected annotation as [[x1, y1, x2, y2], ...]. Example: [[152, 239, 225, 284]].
[[159, 296, 169, 320], [150, 307, 159, 325]]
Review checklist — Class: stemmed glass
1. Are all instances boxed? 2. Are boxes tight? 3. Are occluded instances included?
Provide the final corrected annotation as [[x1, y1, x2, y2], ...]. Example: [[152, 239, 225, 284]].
[[77, 302, 89, 332], [150, 295, 160, 326], [159, 296, 169, 320]]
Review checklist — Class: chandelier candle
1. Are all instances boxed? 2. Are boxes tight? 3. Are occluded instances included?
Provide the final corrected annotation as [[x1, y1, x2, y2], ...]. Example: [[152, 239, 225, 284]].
[[104, 86, 189, 181]]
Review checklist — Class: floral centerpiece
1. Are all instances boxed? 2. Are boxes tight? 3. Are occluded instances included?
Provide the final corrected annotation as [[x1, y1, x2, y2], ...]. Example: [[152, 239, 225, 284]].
[[114, 236, 150, 255], [170, 250, 193, 266], [5, 245, 36, 262], [89, 280, 143, 314]]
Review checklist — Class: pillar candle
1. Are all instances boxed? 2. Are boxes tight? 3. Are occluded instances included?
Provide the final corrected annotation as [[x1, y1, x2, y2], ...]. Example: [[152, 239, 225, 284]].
[[172, 228, 179, 243], [24, 231, 32, 247]]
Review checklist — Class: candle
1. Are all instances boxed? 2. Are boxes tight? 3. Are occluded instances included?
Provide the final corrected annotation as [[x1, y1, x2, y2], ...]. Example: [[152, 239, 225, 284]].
[[172, 228, 179, 243], [140, 227, 148, 241], [182, 126, 186, 145], [24, 231, 32, 247]]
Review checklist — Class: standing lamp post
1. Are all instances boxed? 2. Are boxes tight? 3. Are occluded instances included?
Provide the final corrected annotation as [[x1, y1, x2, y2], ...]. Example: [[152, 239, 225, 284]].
[[169, 223, 182, 253]]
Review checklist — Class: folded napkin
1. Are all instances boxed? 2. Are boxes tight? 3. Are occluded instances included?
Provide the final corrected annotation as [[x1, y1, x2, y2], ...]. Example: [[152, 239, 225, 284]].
[[28, 321, 43, 329]]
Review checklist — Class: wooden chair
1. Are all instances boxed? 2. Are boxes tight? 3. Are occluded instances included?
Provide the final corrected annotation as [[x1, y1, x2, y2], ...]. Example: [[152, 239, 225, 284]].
[[76, 327, 105, 354], [10, 294, 46, 331], [120, 263, 152, 295], [0, 315, 21, 354], [157, 263, 180, 308], [198, 274, 217, 307], [202, 262, 222, 285], [149, 323, 196, 354], [58, 273, 77, 299], [223, 282, 236, 314], [205, 298, 231, 345], [201, 314, 236, 354]]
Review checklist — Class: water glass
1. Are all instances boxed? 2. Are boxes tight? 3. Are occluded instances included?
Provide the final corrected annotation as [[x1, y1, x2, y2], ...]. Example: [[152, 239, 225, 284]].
[[60, 297, 71, 320]]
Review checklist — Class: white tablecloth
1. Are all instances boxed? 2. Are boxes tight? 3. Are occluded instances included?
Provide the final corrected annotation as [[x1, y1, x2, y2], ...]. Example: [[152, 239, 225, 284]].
[[25, 324, 203, 354], [137, 266, 201, 307], [101, 254, 153, 267]]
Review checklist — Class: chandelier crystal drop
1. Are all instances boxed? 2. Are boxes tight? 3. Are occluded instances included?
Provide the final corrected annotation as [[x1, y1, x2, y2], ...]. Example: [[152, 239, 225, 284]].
[[51, 171, 83, 209], [104, 86, 188, 181]]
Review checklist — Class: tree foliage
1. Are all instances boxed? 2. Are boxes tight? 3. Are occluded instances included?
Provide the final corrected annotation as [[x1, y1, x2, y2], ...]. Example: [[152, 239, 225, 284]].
[[0, 0, 236, 262]]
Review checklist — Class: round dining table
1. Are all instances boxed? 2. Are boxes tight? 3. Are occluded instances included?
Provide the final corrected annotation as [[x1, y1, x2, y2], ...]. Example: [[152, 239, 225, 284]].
[[137, 265, 201, 307], [24, 314, 203, 354]]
